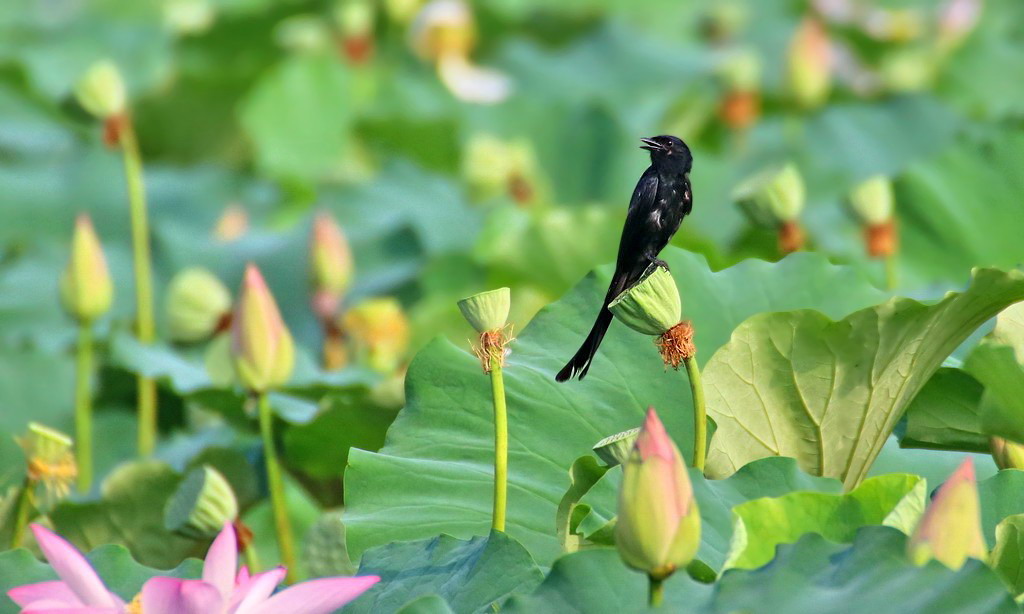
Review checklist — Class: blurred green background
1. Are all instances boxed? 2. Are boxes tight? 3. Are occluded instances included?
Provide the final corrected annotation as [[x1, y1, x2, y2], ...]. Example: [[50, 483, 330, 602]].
[[0, 0, 1021, 558]]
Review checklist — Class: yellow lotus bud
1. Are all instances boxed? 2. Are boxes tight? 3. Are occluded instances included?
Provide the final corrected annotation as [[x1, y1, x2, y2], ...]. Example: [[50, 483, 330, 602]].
[[458, 288, 510, 334], [733, 162, 806, 225], [609, 265, 681, 336], [309, 212, 354, 320], [230, 265, 295, 392], [74, 60, 127, 120], [166, 268, 231, 343], [907, 459, 986, 569], [991, 437, 1024, 471], [849, 175, 895, 225], [164, 465, 239, 539], [616, 408, 701, 580], [786, 17, 831, 109], [60, 214, 114, 323], [593, 428, 639, 467], [342, 297, 410, 373]]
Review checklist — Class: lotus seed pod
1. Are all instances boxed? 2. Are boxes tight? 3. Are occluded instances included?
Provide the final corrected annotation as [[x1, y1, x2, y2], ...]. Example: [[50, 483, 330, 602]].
[[204, 332, 237, 388], [60, 214, 114, 323], [849, 175, 895, 225], [593, 428, 640, 467], [609, 265, 681, 336], [907, 459, 986, 569], [166, 268, 231, 343], [733, 162, 806, 225], [458, 288, 511, 334], [616, 408, 700, 580], [309, 212, 354, 319], [230, 265, 295, 393], [74, 60, 127, 120], [164, 465, 239, 539], [335, 0, 374, 37], [20, 423, 74, 467], [342, 297, 410, 373], [786, 17, 831, 109], [991, 437, 1024, 471]]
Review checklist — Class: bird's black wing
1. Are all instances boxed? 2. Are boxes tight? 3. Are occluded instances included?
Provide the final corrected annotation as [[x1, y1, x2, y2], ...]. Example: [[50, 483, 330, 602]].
[[616, 166, 659, 269]]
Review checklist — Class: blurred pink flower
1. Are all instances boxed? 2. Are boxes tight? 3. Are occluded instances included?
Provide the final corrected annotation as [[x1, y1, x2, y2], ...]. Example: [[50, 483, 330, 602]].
[[8, 524, 379, 614]]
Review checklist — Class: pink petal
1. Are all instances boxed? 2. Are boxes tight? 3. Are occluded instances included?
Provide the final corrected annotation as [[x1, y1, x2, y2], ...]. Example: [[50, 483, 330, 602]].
[[230, 567, 286, 614], [141, 577, 223, 614], [30, 525, 117, 608], [244, 576, 380, 614], [235, 566, 250, 586], [203, 524, 238, 601], [8, 581, 81, 607], [23, 607, 120, 613]]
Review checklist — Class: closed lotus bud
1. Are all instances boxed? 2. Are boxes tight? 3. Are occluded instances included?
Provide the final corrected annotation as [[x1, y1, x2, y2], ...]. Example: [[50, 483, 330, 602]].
[[458, 288, 510, 334], [231, 265, 295, 393], [786, 17, 831, 110], [733, 162, 805, 226], [60, 214, 114, 323], [593, 428, 640, 467], [166, 268, 231, 343], [907, 459, 986, 569], [342, 297, 410, 373], [991, 437, 1024, 470], [616, 408, 701, 580], [609, 265, 681, 336], [164, 465, 239, 539], [309, 212, 354, 320], [74, 60, 127, 120], [849, 175, 894, 225]]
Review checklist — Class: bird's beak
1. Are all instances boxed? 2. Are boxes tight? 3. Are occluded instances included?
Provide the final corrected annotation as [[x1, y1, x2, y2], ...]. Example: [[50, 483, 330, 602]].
[[639, 137, 664, 152]]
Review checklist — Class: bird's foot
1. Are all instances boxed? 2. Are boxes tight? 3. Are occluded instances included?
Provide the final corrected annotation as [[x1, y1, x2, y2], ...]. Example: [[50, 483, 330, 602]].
[[647, 256, 669, 271]]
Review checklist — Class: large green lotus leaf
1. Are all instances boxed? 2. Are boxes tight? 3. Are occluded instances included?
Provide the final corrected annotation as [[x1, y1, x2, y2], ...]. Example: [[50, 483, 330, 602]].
[[395, 594, 456, 614], [899, 368, 989, 453], [898, 133, 1024, 284], [50, 460, 206, 569], [979, 470, 1024, 546], [724, 473, 924, 570], [991, 514, 1024, 597], [704, 267, 1024, 489], [503, 528, 1017, 614], [0, 545, 200, 614], [344, 249, 886, 564], [345, 531, 543, 614], [574, 457, 840, 571]]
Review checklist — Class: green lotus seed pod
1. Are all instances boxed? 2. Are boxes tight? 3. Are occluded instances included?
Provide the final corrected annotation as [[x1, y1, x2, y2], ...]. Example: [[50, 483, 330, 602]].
[[733, 162, 806, 225], [609, 265, 681, 336], [167, 267, 231, 343], [164, 465, 239, 539], [20, 423, 73, 466], [305, 509, 357, 576], [74, 60, 127, 120], [60, 214, 114, 323], [593, 428, 640, 467], [458, 288, 511, 334], [849, 175, 895, 225]]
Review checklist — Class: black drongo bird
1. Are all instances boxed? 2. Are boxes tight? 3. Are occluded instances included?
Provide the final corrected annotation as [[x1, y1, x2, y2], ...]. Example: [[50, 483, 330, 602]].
[[556, 135, 693, 382]]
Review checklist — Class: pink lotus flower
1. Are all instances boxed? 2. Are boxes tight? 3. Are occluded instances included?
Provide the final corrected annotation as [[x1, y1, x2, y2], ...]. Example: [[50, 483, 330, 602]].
[[8, 524, 379, 614]]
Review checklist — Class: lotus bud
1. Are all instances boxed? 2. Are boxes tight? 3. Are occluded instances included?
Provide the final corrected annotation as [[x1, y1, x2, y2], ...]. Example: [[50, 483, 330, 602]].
[[593, 428, 640, 467], [991, 437, 1024, 471], [610, 265, 681, 336], [164, 465, 239, 539], [166, 268, 231, 343], [74, 60, 127, 120], [18, 423, 77, 500], [60, 214, 114, 323], [410, 0, 475, 62], [907, 458, 986, 569], [342, 297, 410, 373], [616, 408, 701, 580], [786, 17, 832, 109], [230, 265, 295, 393], [163, 0, 215, 35], [309, 212, 354, 321]]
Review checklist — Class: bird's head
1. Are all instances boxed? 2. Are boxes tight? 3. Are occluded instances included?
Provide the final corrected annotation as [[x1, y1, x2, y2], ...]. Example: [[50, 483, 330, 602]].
[[640, 135, 692, 172]]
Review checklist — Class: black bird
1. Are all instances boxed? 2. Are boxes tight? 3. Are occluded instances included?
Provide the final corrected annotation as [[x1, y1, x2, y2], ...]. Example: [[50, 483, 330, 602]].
[[556, 135, 693, 382]]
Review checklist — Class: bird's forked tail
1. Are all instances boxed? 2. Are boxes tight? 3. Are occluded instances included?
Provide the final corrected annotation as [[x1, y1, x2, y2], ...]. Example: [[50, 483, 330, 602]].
[[555, 306, 613, 382]]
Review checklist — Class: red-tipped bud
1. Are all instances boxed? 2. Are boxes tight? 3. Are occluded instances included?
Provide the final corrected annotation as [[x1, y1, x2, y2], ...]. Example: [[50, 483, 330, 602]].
[[786, 17, 832, 109], [907, 459, 986, 569], [230, 265, 295, 392], [309, 212, 354, 321]]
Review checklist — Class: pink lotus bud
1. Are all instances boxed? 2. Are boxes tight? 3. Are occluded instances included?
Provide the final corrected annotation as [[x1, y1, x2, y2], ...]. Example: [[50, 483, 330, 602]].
[[907, 458, 986, 569], [786, 17, 832, 109], [616, 408, 701, 580], [309, 212, 354, 320], [60, 214, 114, 323], [230, 265, 295, 392], [938, 0, 982, 51]]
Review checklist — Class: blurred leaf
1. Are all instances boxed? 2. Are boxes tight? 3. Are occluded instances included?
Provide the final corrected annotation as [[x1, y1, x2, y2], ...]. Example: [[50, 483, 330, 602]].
[[990, 514, 1024, 597], [241, 475, 319, 574], [900, 368, 989, 453], [283, 397, 398, 481], [304, 509, 356, 577]]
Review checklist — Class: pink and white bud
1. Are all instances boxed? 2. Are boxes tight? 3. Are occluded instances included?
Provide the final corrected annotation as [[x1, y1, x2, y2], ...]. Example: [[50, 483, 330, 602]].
[[907, 458, 986, 569], [230, 265, 295, 392]]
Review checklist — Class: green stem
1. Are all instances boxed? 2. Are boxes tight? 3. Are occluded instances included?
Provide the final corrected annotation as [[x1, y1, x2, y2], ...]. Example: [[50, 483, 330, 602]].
[[11, 477, 35, 549], [684, 357, 706, 472], [884, 253, 898, 291], [75, 323, 94, 493], [257, 392, 297, 581], [648, 575, 664, 608], [242, 542, 261, 573], [489, 359, 508, 533], [119, 119, 157, 457]]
